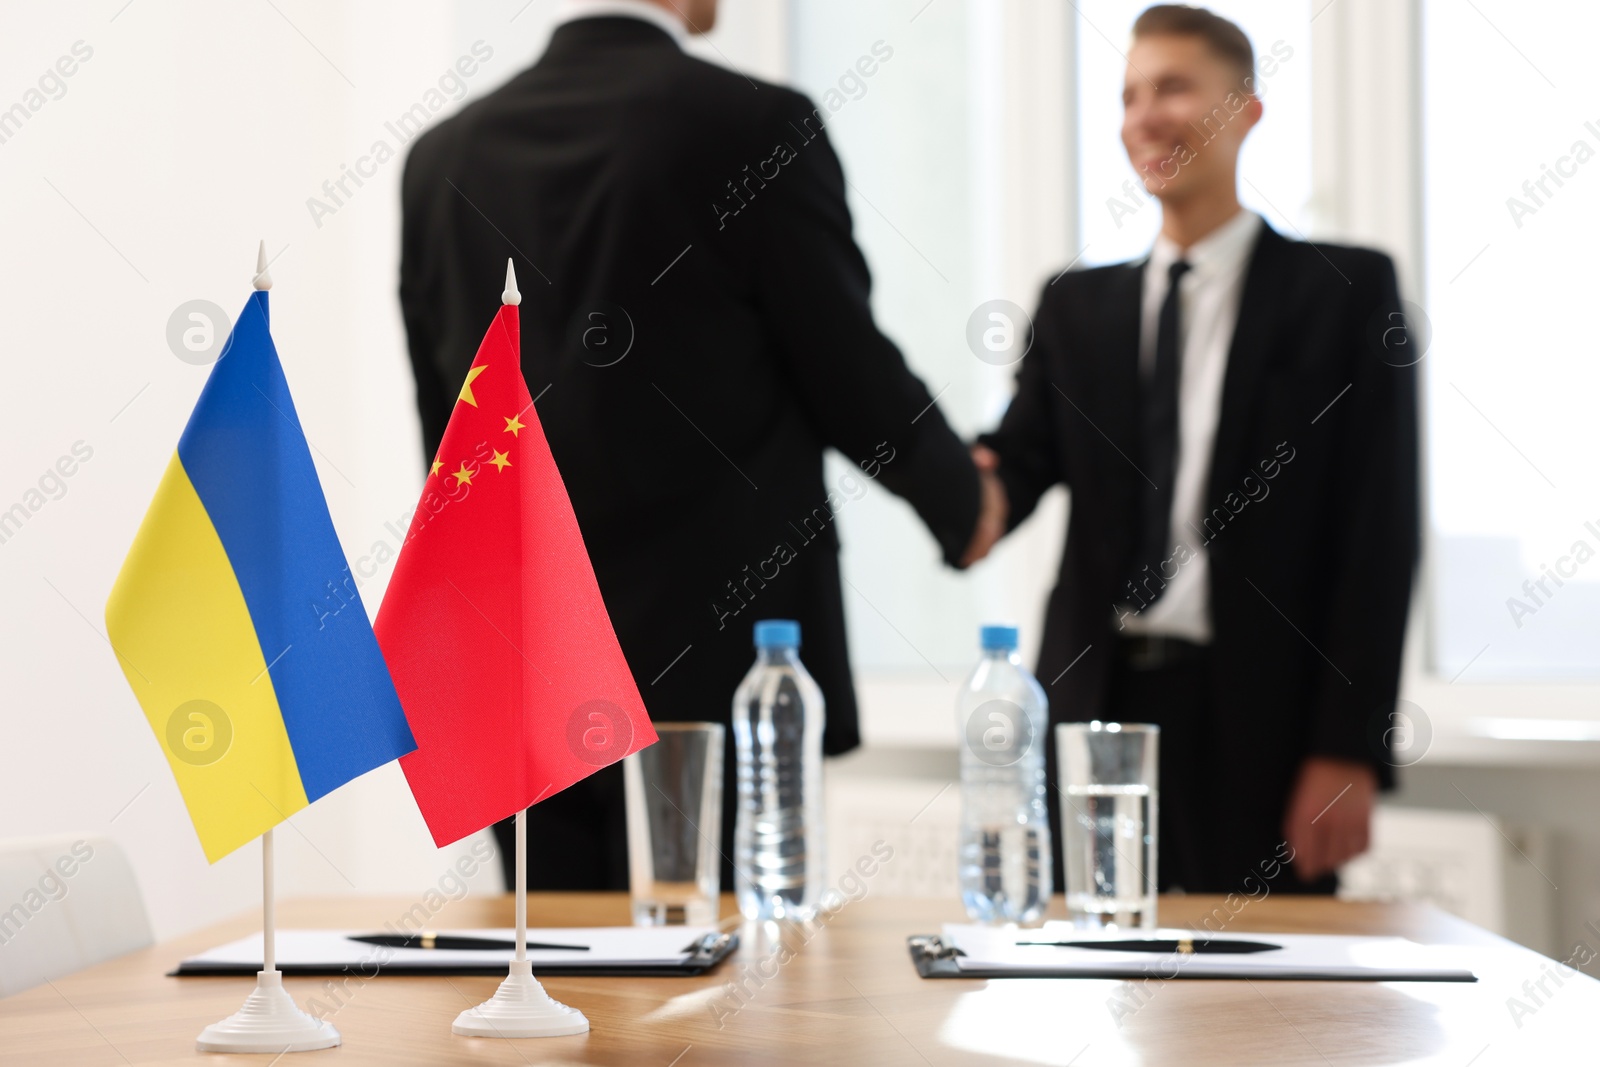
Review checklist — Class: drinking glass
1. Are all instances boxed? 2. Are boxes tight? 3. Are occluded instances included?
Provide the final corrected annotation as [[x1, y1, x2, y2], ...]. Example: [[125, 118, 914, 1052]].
[[624, 722, 724, 926], [1057, 722, 1159, 930]]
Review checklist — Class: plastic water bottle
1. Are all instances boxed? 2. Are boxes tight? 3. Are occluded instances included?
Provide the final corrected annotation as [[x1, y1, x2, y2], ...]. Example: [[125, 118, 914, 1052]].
[[733, 619, 826, 921], [957, 623, 1051, 924]]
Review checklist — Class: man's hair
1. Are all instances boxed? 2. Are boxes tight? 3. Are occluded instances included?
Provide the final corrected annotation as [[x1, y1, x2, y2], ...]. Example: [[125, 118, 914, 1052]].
[[1132, 5, 1255, 88]]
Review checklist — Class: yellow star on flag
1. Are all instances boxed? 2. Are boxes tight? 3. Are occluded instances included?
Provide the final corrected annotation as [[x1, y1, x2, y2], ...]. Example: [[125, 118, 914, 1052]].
[[489, 450, 512, 472], [503, 413, 524, 437], [452, 462, 475, 486], [458, 364, 488, 407], [430, 458, 442, 477]]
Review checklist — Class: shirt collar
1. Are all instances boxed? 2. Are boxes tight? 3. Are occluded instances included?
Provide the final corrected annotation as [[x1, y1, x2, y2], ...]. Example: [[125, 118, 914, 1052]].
[[1148, 209, 1262, 281], [553, 0, 688, 45]]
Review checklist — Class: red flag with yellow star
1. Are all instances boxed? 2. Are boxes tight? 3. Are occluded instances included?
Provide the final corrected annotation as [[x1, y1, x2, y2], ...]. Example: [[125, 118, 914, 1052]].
[[376, 263, 656, 847]]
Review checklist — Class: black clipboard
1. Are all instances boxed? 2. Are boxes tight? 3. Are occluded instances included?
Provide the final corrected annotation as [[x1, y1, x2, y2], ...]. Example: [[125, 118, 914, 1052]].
[[173, 931, 739, 978], [907, 935, 973, 978], [906, 935, 1477, 982]]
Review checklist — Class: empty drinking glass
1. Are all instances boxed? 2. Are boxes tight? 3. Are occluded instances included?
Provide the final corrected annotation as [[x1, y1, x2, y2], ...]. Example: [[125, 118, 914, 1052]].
[[624, 723, 724, 926]]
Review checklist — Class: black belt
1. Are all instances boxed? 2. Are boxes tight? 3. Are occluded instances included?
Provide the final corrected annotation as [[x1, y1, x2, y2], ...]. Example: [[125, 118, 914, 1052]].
[[1116, 635, 1209, 671]]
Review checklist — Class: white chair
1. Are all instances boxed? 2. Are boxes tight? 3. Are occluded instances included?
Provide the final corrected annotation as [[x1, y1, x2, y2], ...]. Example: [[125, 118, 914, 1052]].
[[0, 835, 152, 998]]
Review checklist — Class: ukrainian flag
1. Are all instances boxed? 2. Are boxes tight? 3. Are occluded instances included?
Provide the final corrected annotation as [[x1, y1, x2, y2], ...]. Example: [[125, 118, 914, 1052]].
[[106, 288, 415, 862]]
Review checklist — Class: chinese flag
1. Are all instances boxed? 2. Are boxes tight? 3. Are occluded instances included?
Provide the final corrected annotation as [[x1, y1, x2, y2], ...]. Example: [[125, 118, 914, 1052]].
[[376, 264, 656, 847]]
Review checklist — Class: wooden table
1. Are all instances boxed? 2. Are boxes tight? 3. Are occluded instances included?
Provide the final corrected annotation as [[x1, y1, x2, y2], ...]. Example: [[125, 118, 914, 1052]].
[[3, 892, 1595, 1065]]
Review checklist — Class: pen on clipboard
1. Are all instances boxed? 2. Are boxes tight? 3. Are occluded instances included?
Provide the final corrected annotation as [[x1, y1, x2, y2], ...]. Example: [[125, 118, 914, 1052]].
[[1014, 937, 1281, 955], [348, 933, 589, 952]]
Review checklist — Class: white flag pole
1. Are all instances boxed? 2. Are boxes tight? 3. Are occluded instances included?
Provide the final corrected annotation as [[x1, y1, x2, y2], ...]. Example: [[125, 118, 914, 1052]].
[[516, 810, 527, 964], [451, 264, 589, 1039], [197, 829, 339, 1052], [196, 246, 340, 1054], [263, 827, 276, 975], [451, 806, 588, 1038]]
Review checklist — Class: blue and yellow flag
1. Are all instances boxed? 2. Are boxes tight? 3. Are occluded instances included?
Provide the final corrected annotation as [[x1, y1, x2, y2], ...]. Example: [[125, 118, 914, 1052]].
[[106, 289, 415, 862]]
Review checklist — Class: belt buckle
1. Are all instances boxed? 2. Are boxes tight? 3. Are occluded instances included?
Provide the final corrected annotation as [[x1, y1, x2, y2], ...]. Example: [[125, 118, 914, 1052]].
[[1128, 637, 1163, 670]]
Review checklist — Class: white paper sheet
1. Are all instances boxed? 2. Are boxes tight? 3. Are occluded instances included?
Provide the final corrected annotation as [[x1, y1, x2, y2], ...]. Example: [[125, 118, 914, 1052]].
[[181, 926, 720, 972], [943, 924, 1476, 981]]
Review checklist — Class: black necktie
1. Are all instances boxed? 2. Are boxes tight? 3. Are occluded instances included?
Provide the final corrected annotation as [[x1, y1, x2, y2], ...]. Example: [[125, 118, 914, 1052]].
[[1124, 259, 1191, 607]]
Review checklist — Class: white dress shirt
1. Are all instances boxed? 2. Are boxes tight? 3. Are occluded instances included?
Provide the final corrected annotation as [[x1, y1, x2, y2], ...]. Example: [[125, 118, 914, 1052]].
[[1119, 209, 1262, 645], [553, 0, 688, 44]]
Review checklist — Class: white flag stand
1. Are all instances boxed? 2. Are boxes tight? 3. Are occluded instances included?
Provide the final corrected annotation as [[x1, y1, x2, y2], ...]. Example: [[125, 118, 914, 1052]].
[[452, 808, 590, 1038], [196, 828, 341, 1053], [195, 247, 338, 1054]]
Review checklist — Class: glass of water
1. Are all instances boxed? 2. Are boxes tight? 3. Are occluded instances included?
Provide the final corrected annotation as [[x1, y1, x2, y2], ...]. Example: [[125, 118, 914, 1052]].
[[1057, 722, 1159, 930], [623, 722, 724, 927]]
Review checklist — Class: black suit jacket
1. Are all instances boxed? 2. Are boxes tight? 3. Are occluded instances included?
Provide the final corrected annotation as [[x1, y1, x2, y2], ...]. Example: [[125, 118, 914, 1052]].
[[982, 223, 1419, 809], [398, 15, 978, 882]]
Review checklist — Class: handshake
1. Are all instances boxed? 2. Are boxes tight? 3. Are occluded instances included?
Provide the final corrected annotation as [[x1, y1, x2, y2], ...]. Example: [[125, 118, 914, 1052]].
[[958, 444, 1007, 569]]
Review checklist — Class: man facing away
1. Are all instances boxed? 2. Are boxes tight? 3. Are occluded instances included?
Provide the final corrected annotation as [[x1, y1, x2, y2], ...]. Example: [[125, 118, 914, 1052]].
[[398, 0, 1005, 891], [978, 5, 1419, 894]]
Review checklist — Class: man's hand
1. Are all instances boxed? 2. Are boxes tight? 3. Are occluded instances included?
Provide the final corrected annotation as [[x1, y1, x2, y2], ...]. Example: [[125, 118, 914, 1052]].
[[1281, 756, 1377, 883], [960, 445, 1007, 567]]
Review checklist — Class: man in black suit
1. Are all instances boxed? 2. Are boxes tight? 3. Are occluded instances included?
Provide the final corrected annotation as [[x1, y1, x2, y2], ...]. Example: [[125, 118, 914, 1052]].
[[399, 0, 1005, 890], [978, 5, 1419, 894]]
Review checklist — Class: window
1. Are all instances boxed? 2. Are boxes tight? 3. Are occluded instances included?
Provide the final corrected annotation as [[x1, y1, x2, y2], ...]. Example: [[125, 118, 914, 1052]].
[[1422, 0, 1599, 680]]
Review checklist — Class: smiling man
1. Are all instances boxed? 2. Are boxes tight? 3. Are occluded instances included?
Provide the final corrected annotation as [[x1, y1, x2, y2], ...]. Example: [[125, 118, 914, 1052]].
[[977, 5, 1420, 893]]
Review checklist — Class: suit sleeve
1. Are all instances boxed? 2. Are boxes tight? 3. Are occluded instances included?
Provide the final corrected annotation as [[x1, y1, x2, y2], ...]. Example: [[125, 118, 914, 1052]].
[[751, 91, 980, 568], [1306, 253, 1420, 788], [398, 146, 454, 467], [976, 281, 1067, 529]]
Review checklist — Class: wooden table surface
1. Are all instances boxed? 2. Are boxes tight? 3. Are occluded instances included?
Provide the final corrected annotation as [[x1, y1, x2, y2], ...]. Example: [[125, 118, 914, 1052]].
[[3, 892, 1595, 1065]]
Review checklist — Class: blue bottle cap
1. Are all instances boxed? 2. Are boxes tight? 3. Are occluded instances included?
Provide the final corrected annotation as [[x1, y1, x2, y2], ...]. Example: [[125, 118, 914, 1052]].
[[980, 623, 1019, 651], [754, 619, 801, 649]]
